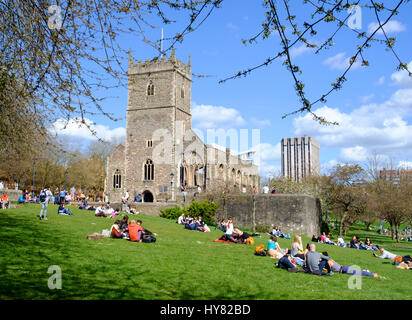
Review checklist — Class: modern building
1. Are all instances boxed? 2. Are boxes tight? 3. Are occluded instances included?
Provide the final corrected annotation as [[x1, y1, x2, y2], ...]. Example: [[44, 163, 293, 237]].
[[379, 168, 412, 185], [281, 136, 320, 182], [104, 50, 259, 203]]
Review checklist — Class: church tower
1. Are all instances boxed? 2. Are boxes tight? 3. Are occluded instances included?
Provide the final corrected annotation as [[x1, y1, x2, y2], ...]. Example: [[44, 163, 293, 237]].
[[124, 50, 192, 202]]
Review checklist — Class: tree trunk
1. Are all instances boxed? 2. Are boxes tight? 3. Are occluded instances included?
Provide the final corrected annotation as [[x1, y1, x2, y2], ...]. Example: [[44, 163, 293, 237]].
[[339, 212, 347, 237], [252, 194, 256, 233], [389, 221, 394, 240], [395, 224, 399, 243]]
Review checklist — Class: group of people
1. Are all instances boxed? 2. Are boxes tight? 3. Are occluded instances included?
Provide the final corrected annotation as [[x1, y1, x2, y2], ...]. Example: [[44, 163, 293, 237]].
[[216, 217, 256, 244], [311, 233, 380, 251], [88, 216, 156, 243], [270, 237, 384, 278], [267, 224, 290, 239], [177, 214, 211, 232]]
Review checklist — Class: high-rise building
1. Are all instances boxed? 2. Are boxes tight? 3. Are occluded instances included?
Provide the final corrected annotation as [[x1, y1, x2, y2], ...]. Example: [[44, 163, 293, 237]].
[[281, 136, 320, 182]]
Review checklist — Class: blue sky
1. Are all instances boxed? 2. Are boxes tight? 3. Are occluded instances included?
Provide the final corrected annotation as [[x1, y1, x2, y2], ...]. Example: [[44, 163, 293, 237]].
[[52, 0, 412, 177]]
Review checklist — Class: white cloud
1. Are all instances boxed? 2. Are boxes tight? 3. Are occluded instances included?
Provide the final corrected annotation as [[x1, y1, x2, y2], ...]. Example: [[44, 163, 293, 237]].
[[391, 61, 412, 88], [375, 76, 385, 86], [293, 86, 412, 162], [398, 161, 412, 169], [49, 118, 126, 141], [253, 143, 281, 177], [251, 117, 271, 128], [192, 104, 246, 129], [360, 94, 375, 103], [290, 44, 312, 58], [368, 20, 406, 35], [340, 146, 368, 163], [323, 52, 361, 71]]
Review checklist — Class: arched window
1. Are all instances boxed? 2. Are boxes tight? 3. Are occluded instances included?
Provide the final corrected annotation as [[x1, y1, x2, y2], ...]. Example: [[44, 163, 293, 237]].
[[113, 169, 121, 189], [147, 81, 154, 96], [144, 159, 154, 181]]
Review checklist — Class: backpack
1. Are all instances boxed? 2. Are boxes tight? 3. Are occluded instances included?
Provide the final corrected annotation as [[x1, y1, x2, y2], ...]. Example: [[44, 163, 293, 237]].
[[39, 189, 47, 202], [246, 237, 255, 245], [142, 236, 156, 243], [254, 244, 266, 256]]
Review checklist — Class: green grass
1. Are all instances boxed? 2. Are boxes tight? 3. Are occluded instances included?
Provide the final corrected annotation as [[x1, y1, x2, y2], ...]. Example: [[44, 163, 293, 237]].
[[1, 204, 411, 300]]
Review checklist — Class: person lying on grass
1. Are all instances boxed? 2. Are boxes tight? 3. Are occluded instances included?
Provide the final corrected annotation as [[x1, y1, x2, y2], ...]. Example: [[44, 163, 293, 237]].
[[325, 254, 382, 278], [373, 248, 402, 261], [267, 235, 287, 259], [216, 217, 238, 242], [232, 228, 252, 244]]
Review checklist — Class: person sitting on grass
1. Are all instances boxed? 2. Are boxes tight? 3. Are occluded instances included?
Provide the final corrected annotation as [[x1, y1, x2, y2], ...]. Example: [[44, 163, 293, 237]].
[[95, 205, 107, 218], [218, 219, 227, 232], [216, 217, 237, 242], [337, 236, 346, 247], [364, 237, 379, 251], [110, 220, 123, 239], [320, 232, 335, 245], [267, 235, 286, 259], [58, 203, 73, 215], [291, 235, 305, 261], [79, 199, 88, 210], [304, 243, 332, 276], [277, 251, 302, 272], [1, 193, 10, 209], [177, 213, 185, 224], [120, 216, 129, 232], [326, 256, 382, 278], [350, 236, 360, 249], [128, 220, 144, 242], [312, 234, 321, 242]]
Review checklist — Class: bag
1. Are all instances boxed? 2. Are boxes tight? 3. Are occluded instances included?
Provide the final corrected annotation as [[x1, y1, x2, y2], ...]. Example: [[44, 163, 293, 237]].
[[254, 244, 266, 256], [246, 237, 255, 245], [393, 256, 403, 264], [142, 236, 156, 243], [39, 190, 47, 202], [254, 244, 265, 254]]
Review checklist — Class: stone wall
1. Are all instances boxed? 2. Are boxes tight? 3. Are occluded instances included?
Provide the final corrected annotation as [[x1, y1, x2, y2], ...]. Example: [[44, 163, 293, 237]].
[[109, 202, 178, 217], [0, 189, 22, 201], [197, 194, 322, 237]]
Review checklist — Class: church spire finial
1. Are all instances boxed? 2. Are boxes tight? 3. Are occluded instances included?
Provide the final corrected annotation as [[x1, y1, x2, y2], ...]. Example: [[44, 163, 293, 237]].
[[188, 54, 191, 67], [170, 47, 176, 61]]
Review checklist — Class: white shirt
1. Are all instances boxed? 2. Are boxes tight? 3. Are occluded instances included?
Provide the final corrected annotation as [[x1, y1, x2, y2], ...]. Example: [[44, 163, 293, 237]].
[[95, 206, 103, 214], [263, 186, 269, 194], [178, 215, 184, 224], [226, 223, 234, 235], [338, 237, 344, 245], [42, 189, 53, 203]]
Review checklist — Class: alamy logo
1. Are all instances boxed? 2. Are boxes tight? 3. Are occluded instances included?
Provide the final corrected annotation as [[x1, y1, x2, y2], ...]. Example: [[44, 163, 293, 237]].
[[347, 5, 362, 30], [48, 265, 62, 289], [48, 5, 63, 30], [347, 265, 362, 290]]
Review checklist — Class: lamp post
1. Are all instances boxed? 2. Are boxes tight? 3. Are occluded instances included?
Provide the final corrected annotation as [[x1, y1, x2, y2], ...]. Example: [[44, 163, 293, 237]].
[[64, 168, 68, 193], [325, 198, 329, 223], [170, 172, 174, 201]]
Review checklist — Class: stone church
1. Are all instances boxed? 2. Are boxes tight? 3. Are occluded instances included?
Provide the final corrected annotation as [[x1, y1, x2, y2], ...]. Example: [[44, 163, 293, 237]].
[[104, 50, 260, 203]]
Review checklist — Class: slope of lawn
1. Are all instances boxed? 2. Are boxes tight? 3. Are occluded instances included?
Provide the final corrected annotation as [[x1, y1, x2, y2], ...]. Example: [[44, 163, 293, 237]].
[[0, 204, 411, 300]]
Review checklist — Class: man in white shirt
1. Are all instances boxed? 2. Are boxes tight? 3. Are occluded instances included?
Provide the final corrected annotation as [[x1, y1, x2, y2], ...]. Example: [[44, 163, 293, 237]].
[[39, 186, 53, 220], [263, 185, 269, 194], [373, 248, 400, 260], [122, 190, 129, 212]]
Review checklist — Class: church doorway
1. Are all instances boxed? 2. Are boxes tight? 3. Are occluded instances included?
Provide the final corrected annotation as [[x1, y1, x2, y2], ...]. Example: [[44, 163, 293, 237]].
[[142, 190, 154, 203]]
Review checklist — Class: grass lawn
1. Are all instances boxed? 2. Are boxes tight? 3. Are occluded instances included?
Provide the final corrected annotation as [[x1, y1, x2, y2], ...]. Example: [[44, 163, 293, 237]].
[[0, 204, 411, 300]]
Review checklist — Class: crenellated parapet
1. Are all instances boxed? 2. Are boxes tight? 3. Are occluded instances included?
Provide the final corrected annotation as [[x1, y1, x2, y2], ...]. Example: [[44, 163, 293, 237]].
[[128, 49, 191, 80]]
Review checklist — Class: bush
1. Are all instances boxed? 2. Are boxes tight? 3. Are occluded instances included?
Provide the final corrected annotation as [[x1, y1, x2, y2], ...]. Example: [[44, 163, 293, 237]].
[[187, 201, 219, 225], [255, 224, 271, 234], [160, 201, 219, 225], [321, 221, 330, 235], [159, 206, 185, 221]]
